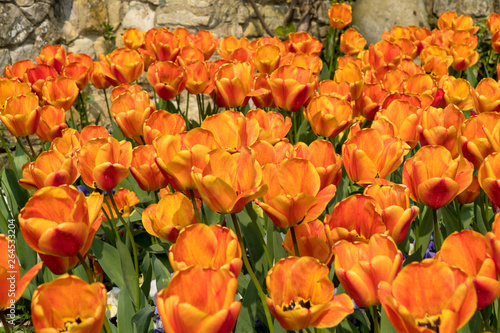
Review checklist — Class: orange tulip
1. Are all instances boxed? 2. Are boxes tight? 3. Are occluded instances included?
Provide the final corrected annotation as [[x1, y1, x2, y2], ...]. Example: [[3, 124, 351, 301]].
[[379, 259, 477, 333], [122, 27, 145, 50], [24, 64, 59, 98], [368, 40, 402, 71], [333, 234, 403, 308], [403, 145, 473, 209], [486, 213, 500, 271], [451, 44, 479, 72], [268, 65, 317, 112], [319, 80, 351, 100], [100, 188, 139, 221], [31, 274, 107, 333], [0, 93, 40, 137], [142, 192, 197, 243], [143, 109, 186, 145], [35, 44, 68, 73], [147, 61, 187, 101], [130, 144, 168, 191], [257, 158, 336, 228], [19, 185, 102, 257], [89, 59, 112, 89], [169, 224, 242, 276], [459, 112, 500, 169], [417, 104, 465, 158], [186, 29, 220, 60], [282, 219, 334, 265], [266, 256, 354, 331], [325, 194, 386, 243], [154, 128, 219, 191], [293, 139, 343, 190], [401, 73, 437, 108], [286, 32, 323, 55], [217, 35, 250, 59], [457, 175, 480, 204], [105, 47, 144, 84], [328, 3, 352, 29], [77, 137, 132, 191], [35, 105, 67, 143], [436, 229, 500, 309], [18, 150, 79, 190], [0, 79, 31, 109], [305, 95, 353, 139], [340, 28, 367, 56], [249, 73, 274, 108], [252, 44, 282, 74], [213, 62, 252, 108], [342, 128, 409, 184], [61, 61, 92, 90], [184, 61, 213, 95], [487, 13, 500, 34], [364, 184, 419, 244], [0, 234, 43, 311], [41, 76, 79, 110], [176, 46, 204, 67], [354, 83, 388, 120], [4, 59, 36, 82], [478, 152, 500, 209], [110, 90, 155, 143], [157, 265, 240, 333], [439, 75, 472, 110], [246, 108, 291, 144], [192, 147, 267, 214], [334, 62, 364, 100], [471, 78, 500, 113]]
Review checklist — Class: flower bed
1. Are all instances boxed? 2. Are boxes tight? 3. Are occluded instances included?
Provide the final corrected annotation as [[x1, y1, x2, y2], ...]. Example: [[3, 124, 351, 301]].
[[1, 3, 500, 333]]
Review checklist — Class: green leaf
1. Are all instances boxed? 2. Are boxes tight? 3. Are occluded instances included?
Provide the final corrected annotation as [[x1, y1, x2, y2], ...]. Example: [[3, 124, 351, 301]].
[[117, 288, 135, 333], [415, 206, 433, 258], [140, 252, 153, 298], [131, 306, 155, 333], [275, 26, 286, 37], [116, 238, 140, 308], [380, 306, 398, 333], [466, 65, 479, 88], [152, 254, 171, 292], [111, 121, 125, 141], [457, 310, 481, 333], [90, 238, 125, 289], [2, 168, 30, 211], [235, 279, 259, 333]]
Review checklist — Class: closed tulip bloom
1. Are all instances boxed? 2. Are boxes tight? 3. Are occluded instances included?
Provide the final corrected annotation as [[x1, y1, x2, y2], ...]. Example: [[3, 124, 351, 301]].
[[143, 109, 186, 145], [130, 145, 168, 191], [142, 192, 197, 243], [471, 78, 500, 113], [436, 229, 500, 309], [379, 259, 477, 333], [217, 35, 250, 59], [157, 265, 240, 333], [319, 80, 351, 100], [451, 44, 479, 72], [147, 61, 187, 101], [35, 44, 68, 73], [89, 59, 112, 89], [305, 95, 353, 139], [354, 83, 388, 120], [110, 83, 143, 101], [110, 90, 155, 143], [32, 274, 107, 333], [403, 145, 473, 209], [417, 104, 465, 158], [192, 147, 267, 214], [333, 234, 403, 308], [457, 175, 480, 204], [61, 61, 92, 90], [258, 158, 336, 228], [176, 46, 205, 67], [340, 28, 367, 56], [41, 76, 79, 110], [186, 30, 220, 60], [100, 188, 139, 222], [106, 47, 144, 84], [19, 150, 79, 190], [268, 64, 317, 112], [35, 105, 68, 143], [0, 79, 31, 109], [342, 128, 409, 184], [266, 256, 354, 331], [4, 59, 36, 81], [253, 44, 282, 74], [150, 28, 181, 61], [0, 93, 40, 137], [0, 234, 43, 311], [478, 152, 500, 209], [246, 108, 291, 144], [122, 27, 145, 50], [214, 62, 252, 108], [282, 219, 334, 265], [169, 224, 242, 276], [459, 112, 500, 169], [439, 75, 472, 110], [184, 61, 213, 95], [77, 137, 132, 191], [334, 62, 364, 100], [286, 32, 323, 55], [328, 3, 352, 29], [249, 73, 274, 108], [19, 185, 100, 257], [486, 213, 500, 272], [24, 64, 59, 98]]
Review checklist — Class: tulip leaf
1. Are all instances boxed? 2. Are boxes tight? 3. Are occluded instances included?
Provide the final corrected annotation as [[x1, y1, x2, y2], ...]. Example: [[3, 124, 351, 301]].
[[415, 205, 433, 258], [116, 238, 140, 308], [457, 311, 482, 333], [90, 238, 125, 289], [112, 121, 126, 141], [441, 203, 462, 235], [131, 306, 155, 333], [140, 252, 153, 298], [235, 279, 259, 333], [152, 254, 171, 292], [2, 168, 30, 212], [380, 307, 398, 333], [466, 65, 478, 88], [296, 117, 316, 145], [118, 288, 135, 333]]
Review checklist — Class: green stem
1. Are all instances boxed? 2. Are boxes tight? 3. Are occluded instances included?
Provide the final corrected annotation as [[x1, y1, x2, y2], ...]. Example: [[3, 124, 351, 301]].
[[231, 213, 274, 333], [78, 91, 89, 127], [103, 318, 113, 333], [77, 252, 94, 283], [0, 310, 12, 333], [290, 226, 300, 257], [189, 189, 202, 223], [197, 94, 203, 124], [103, 200, 121, 240], [186, 92, 190, 125], [70, 105, 78, 130], [25, 135, 37, 159], [371, 305, 379, 333], [103, 88, 112, 123], [480, 308, 493, 333], [154, 190, 160, 203], [0, 135, 16, 173], [433, 208, 442, 251], [107, 193, 141, 308], [244, 205, 272, 268], [16, 137, 34, 161]]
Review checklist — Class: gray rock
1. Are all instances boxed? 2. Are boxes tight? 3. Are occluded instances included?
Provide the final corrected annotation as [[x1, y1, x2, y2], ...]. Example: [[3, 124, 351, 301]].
[[20, 2, 52, 25], [0, 4, 34, 47], [10, 44, 40, 64], [123, 1, 155, 30], [0, 48, 12, 74], [106, 0, 122, 30], [69, 37, 96, 59], [352, 0, 429, 45], [15, 0, 35, 6], [34, 19, 63, 49], [433, 0, 493, 18], [156, 7, 211, 28]]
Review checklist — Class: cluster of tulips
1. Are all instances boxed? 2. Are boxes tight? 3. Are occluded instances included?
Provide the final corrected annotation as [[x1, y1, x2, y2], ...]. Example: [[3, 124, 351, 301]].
[[3, 2, 500, 332]]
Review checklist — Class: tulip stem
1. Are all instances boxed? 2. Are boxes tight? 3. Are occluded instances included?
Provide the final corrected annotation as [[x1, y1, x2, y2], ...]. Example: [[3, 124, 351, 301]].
[[16, 137, 34, 161], [102, 200, 121, 241], [25, 135, 37, 159], [231, 213, 274, 333], [103, 318, 113, 333], [480, 309, 493, 332], [189, 189, 202, 224], [371, 305, 379, 333], [77, 252, 94, 283], [432, 208, 442, 251], [244, 204, 272, 268], [108, 193, 141, 307], [103, 88, 112, 124], [290, 226, 300, 257], [154, 190, 160, 203], [0, 311, 11, 333]]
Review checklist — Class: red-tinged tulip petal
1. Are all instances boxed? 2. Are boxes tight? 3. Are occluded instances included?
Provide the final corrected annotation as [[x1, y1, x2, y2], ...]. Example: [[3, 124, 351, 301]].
[[93, 163, 130, 192], [417, 177, 460, 209]]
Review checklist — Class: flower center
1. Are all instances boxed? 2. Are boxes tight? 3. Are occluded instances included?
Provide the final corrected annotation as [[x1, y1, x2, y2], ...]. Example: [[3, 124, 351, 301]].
[[416, 314, 441, 332], [282, 298, 312, 311], [60, 317, 82, 332]]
